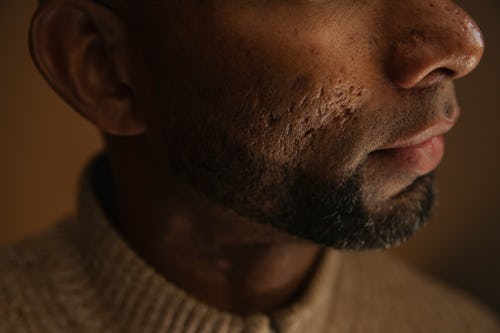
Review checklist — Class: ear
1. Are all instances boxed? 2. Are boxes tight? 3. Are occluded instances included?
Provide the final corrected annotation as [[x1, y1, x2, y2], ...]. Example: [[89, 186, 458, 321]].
[[30, 0, 146, 136]]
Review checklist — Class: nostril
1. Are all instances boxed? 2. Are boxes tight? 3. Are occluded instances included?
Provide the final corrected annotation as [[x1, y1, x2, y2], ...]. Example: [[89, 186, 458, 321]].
[[436, 67, 455, 78], [387, 2, 484, 90], [414, 68, 455, 89]]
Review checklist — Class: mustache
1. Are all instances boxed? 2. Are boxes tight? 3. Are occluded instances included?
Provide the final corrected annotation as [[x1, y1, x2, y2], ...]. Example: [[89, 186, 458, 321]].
[[365, 84, 460, 154]]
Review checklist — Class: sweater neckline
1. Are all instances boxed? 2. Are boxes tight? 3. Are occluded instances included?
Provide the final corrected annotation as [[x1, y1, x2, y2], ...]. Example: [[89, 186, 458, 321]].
[[75, 155, 343, 333]]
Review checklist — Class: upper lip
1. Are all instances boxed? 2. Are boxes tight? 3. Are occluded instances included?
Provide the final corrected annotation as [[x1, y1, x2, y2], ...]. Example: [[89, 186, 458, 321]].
[[378, 120, 456, 151]]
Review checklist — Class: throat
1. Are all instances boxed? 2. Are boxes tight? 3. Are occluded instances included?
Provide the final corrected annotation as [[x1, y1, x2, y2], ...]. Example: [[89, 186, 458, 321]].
[[119, 212, 322, 315], [102, 139, 322, 314]]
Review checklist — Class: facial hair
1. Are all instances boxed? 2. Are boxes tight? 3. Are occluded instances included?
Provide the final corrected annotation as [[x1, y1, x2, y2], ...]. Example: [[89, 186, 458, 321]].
[[168, 129, 436, 251]]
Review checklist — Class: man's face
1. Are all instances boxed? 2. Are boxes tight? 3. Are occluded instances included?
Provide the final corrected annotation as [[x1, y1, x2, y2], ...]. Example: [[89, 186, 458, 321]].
[[133, 0, 483, 249]]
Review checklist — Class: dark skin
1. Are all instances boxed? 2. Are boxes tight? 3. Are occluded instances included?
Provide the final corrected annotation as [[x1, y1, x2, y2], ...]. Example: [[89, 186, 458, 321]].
[[30, 0, 483, 315], [105, 135, 321, 313]]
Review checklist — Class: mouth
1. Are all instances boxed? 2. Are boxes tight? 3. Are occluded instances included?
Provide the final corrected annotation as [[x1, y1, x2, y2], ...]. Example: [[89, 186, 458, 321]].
[[372, 121, 455, 176]]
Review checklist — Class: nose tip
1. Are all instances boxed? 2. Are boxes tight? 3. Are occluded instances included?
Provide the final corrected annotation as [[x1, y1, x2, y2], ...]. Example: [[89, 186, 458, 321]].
[[389, 4, 485, 89]]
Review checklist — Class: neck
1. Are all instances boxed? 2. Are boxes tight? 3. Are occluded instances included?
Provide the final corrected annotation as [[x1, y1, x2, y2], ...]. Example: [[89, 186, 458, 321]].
[[104, 136, 322, 315]]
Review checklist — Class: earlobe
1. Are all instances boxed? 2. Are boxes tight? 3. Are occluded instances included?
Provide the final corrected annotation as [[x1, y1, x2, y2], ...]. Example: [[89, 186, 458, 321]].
[[29, 0, 146, 136]]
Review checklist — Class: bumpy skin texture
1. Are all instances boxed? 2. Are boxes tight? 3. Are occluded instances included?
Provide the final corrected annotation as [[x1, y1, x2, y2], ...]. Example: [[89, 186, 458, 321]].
[[31, 0, 483, 248], [119, 0, 483, 248], [27, 0, 488, 318]]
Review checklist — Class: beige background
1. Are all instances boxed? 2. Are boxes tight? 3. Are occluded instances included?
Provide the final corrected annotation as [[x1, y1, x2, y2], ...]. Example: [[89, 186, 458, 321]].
[[1, 0, 499, 313]]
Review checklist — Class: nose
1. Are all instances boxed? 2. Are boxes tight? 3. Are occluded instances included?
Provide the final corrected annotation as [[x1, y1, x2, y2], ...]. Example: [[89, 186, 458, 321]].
[[387, 1, 484, 89]]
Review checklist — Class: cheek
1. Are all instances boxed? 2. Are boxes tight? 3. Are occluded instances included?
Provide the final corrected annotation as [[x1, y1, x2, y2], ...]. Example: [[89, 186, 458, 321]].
[[156, 41, 370, 177], [210, 71, 368, 178], [148, 4, 374, 176]]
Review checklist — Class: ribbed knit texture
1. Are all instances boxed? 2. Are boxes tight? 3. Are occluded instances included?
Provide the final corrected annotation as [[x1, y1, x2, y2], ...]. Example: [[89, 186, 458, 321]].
[[1, 156, 499, 332]]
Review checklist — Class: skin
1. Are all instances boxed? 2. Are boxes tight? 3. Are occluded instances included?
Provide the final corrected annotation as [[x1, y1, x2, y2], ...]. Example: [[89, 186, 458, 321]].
[[30, 0, 483, 315]]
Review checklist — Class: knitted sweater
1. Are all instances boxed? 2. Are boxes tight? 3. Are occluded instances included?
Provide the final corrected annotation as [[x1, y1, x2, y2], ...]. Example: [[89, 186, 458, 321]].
[[1, 158, 499, 333]]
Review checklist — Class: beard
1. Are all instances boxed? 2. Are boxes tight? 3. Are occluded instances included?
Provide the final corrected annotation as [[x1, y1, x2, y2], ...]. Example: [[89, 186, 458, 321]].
[[167, 128, 436, 251], [268, 170, 435, 250]]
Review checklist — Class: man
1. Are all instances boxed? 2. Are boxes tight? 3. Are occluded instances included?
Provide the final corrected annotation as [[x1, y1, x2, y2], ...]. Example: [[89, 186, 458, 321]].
[[0, 0, 498, 331]]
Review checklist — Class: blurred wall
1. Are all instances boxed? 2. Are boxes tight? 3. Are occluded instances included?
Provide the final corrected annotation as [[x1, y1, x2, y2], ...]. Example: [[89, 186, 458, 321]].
[[1, 0, 499, 313], [394, 0, 500, 314], [0, 1, 101, 242]]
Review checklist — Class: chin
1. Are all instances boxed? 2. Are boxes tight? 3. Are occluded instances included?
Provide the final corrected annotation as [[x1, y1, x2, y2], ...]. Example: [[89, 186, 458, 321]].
[[342, 173, 437, 250], [372, 173, 437, 216], [258, 172, 437, 251]]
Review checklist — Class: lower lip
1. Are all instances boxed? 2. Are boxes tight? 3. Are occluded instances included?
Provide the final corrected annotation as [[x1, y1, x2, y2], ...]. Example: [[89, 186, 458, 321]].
[[377, 135, 445, 175]]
